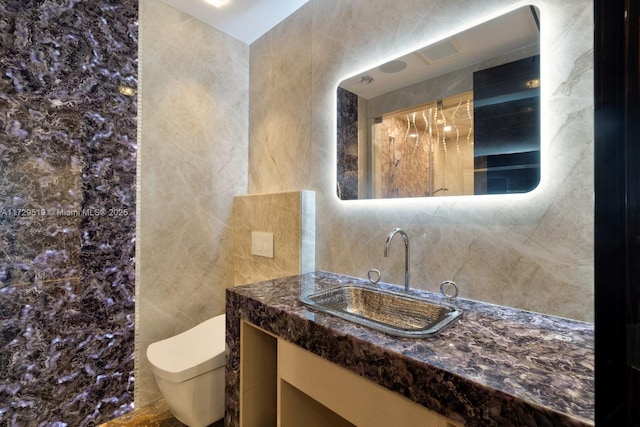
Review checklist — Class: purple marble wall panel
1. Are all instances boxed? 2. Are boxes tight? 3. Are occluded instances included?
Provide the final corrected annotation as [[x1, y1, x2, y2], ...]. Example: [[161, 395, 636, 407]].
[[336, 87, 359, 200], [0, 0, 137, 425]]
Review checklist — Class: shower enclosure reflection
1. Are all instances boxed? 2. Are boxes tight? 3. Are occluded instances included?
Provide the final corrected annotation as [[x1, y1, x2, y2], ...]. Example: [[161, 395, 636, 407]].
[[336, 5, 540, 200], [371, 91, 474, 198]]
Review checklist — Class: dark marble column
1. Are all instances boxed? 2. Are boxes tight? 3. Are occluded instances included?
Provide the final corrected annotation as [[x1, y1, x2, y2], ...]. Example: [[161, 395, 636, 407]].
[[336, 87, 359, 200], [0, 0, 137, 424]]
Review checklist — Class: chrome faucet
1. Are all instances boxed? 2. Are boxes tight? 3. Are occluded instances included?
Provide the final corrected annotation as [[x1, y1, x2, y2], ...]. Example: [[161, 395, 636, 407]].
[[384, 228, 410, 292]]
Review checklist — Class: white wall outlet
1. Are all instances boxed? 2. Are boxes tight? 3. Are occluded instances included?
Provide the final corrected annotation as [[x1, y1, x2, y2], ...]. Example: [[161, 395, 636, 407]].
[[251, 231, 274, 258]]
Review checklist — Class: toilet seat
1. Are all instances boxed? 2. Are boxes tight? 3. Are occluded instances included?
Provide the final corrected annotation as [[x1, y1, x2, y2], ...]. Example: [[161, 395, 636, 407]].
[[147, 314, 226, 383]]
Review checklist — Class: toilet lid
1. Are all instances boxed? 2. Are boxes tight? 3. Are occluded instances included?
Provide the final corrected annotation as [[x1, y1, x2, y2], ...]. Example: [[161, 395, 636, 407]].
[[146, 314, 226, 383]]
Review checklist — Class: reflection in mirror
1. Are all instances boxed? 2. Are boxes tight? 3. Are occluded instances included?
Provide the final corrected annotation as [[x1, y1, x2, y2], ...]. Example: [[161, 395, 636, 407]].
[[370, 91, 474, 198], [336, 6, 540, 200]]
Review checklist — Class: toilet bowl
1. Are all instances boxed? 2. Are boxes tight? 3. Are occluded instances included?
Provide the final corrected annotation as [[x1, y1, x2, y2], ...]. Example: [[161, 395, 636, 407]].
[[147, 314, 226, 427]]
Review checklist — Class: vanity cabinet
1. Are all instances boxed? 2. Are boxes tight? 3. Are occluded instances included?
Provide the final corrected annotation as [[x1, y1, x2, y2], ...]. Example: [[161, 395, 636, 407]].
[[240, 321, 461, 427], [226, 272, 594, 426]]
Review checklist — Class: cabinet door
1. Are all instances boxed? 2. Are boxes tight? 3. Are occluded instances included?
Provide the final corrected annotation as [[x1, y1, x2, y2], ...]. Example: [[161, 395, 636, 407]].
[[473, 55, 540, 195]]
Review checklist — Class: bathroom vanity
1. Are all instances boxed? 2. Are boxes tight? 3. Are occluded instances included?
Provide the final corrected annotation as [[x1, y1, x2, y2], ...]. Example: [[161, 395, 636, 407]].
[[225, 271, 594, 426]]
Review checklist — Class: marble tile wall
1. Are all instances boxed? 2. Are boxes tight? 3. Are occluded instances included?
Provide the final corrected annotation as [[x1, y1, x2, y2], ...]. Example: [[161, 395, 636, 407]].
[[0, 0, 137, 424], [233, 191, 315, 286], [249, 0, 594, 322], [136, 0, 249, 407], [377, 115, 434, 198]]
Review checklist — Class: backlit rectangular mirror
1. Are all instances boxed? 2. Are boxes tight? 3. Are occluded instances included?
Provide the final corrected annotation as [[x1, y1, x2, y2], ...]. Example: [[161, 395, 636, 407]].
[[337, 5, 540, 200]]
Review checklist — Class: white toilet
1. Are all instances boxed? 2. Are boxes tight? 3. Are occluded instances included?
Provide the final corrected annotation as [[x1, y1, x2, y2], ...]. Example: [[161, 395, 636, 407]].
[[146, 314, 226, 427]]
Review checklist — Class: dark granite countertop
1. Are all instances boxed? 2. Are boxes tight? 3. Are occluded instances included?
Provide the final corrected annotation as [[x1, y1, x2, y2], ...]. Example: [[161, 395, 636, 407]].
[[225, 271, 594, 427]]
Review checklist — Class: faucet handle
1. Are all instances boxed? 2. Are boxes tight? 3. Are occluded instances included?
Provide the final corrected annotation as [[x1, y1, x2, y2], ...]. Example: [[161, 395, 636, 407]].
[[368, 269, 381, 285], [440, 280, 459, 301]]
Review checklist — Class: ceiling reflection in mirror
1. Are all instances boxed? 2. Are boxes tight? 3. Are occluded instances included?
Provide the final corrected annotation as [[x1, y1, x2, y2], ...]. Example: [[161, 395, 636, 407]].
[[336, 6, 540, 200]]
